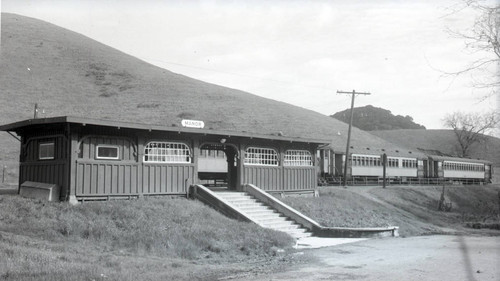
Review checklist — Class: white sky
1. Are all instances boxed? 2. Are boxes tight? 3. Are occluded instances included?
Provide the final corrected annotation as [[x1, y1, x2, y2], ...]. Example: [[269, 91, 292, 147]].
[[2, 0, 498, 130]]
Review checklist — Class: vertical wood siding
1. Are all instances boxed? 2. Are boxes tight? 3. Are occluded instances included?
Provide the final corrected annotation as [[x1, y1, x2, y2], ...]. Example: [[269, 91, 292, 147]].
[[283, 167, 316, 190], [76, 161, 193, 196], [244, 166, 282, 191], [20, 161, 67, 189], [79, 136, 135, 161], [23, 135, 68, 162], [75, 134, 194, 197], [76, 161, 139, 196], [20, 135, 69, 200], [142, 164, 194, 194]]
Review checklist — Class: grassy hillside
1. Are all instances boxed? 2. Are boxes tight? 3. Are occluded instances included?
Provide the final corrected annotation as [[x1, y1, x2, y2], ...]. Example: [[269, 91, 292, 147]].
[[0, 13, 417, 164], [283, 185, 500, 237], [1, 184, 498, 279], [371, 129, 500, 166], [0, 195, 296, 281]]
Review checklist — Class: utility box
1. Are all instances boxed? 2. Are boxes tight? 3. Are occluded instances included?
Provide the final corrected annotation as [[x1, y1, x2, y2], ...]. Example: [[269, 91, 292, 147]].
[[20, 181, 60, 202]]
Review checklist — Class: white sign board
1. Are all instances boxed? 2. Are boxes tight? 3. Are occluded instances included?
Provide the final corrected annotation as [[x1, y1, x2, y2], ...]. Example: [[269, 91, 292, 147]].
[[181, 119, 205, 129]]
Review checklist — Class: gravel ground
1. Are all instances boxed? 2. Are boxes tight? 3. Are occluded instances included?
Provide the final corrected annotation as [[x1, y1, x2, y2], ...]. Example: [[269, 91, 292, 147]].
[[236, 235, 500, 281]]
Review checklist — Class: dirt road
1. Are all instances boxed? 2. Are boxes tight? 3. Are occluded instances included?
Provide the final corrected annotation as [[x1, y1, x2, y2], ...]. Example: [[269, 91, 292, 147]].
[[237, 235, 500, 281]]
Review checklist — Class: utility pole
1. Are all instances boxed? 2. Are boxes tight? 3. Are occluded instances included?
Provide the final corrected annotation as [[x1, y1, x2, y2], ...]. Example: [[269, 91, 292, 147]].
[[337, 90, 371, 187], [34, 103, 39, 119]]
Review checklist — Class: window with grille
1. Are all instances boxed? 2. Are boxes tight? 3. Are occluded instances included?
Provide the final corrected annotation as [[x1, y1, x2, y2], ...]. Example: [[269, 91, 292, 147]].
[[144, 142, 191, 163], [39, 142, 55, 160], [244, 147, 278, 166], [284, 150, 313, 166]]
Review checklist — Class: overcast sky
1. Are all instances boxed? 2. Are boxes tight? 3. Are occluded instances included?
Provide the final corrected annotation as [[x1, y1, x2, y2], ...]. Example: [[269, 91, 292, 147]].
[[2, 0, 498, 130]]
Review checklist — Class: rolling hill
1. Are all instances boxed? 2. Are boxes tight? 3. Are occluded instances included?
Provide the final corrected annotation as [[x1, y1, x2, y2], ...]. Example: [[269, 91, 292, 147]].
[[0, 13, 419, 164], [331, 105, 426, 131]]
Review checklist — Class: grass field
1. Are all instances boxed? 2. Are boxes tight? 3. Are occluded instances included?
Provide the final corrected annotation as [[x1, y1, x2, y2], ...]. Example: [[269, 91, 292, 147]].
[[284, 184, 500, 237], [1, 184, 499, 280], [0, 194, 297, 281]]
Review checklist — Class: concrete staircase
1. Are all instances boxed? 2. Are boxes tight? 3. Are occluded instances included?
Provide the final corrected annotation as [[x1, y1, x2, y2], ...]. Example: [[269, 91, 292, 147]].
[[215, 191, 312, 239]]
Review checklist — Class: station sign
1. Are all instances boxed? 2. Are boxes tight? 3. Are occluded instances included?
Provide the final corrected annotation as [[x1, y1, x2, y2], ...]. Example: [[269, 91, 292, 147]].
[[181, 119, 205, 129]]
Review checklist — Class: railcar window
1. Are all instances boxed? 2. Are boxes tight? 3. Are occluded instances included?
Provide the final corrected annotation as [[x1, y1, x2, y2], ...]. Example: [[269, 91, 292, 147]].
[[387, 158, 398, 167], [144, 142, 191, 163], [284, 150, 313, 166], [444, 162, 485, 171], [39, 142, 55, 160], [244, 147, 278, 166]]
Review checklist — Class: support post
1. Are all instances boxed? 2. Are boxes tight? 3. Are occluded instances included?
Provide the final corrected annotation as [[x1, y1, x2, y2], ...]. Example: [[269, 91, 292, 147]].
[[34, 103, 39, 119], [382, 153, 387, 188]]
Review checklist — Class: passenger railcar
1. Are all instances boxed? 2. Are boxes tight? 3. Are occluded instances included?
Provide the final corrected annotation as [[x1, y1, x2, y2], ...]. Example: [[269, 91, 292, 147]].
[[318, 148, 492, 184], [426, 156, 492, 183], [198, 147, 228, 185], [350, 153, 421, 178]]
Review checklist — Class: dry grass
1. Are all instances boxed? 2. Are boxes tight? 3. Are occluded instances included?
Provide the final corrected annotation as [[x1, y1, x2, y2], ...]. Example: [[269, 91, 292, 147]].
[[1, 184, 499, 279], [283, 184, 500, 237], [0, 195, 296, 280]]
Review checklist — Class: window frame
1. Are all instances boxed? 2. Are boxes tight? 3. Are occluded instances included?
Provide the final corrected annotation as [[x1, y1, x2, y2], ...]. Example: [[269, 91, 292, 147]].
[[38, 142, 55, 160], [143, 141, 192, 164], [95, 145, 120, 160], [283, 149, 313, 167], [244, 147, 279, 166]]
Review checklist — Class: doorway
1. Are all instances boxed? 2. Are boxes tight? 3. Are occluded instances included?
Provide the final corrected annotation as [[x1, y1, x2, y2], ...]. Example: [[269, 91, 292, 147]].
[[198, 143, 239, 190]]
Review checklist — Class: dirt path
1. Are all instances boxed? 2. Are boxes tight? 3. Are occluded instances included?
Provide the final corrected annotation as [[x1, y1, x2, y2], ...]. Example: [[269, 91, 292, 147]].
[[235, 235, 500, 281]]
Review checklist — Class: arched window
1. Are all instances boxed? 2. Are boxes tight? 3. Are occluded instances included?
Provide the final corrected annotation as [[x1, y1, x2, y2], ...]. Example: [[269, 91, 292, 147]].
[[244, 147, 278, 166], [284, 150, 313, 166], [144, 141, 191, 163]]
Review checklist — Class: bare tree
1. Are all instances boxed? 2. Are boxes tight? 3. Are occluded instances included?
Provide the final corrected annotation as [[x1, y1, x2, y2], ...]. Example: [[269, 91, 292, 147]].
[[444, 1, 500, 97], [443, 111, 499, 157]]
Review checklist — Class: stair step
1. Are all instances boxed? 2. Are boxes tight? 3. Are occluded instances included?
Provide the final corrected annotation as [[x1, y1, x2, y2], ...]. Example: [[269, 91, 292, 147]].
[[229, 202, 266, 208], [216, 192, 252, 198], [247, 213, 284, 220], [253, 216, 289, 223], [291, 232, 312, 239], [224, 197, 258, 203], [214, 190, 314, 240], [243, 209, 279, 215], [261, 220, 298, 228], [237, 205, 273, 211]]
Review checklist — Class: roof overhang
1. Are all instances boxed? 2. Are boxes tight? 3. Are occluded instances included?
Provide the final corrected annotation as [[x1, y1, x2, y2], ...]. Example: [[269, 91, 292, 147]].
[[0, 116, 330, 145]]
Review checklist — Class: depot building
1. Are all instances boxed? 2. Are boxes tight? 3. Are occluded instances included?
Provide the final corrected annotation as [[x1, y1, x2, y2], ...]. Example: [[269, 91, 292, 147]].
[[0, 116, 328, 203]]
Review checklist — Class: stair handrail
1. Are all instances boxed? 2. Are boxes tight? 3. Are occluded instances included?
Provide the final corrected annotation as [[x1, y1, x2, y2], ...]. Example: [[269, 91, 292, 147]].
[[242, 184, 323, 232], [189, 184, 265, 227]]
